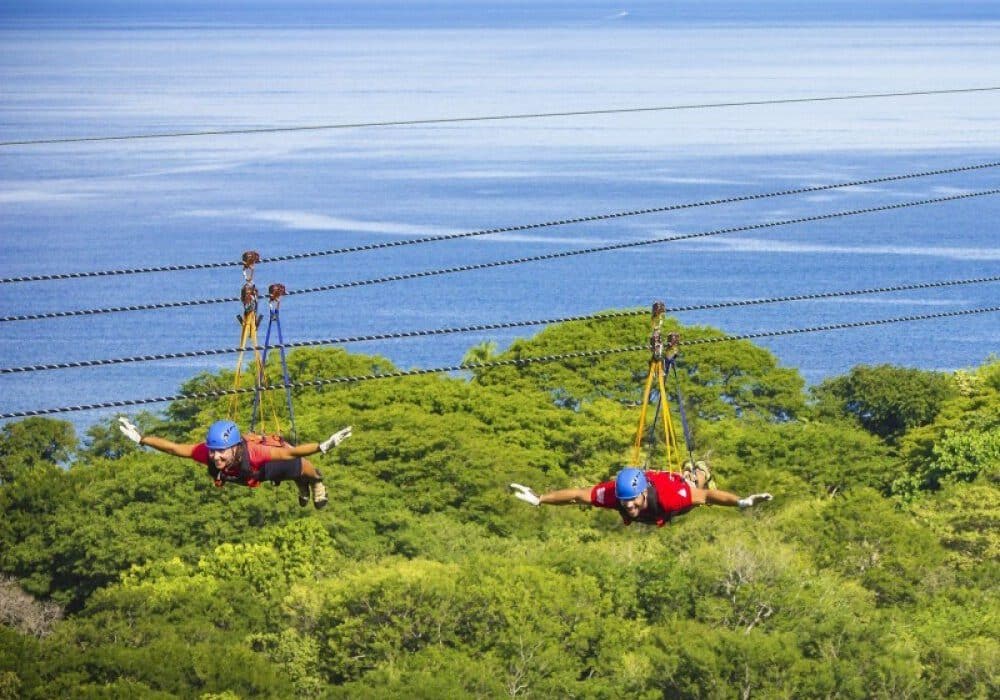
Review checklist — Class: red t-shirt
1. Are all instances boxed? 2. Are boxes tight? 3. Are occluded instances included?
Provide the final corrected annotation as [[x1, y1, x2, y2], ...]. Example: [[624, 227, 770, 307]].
[[590, 470, 693, 527], [190, 441, 275, 481]]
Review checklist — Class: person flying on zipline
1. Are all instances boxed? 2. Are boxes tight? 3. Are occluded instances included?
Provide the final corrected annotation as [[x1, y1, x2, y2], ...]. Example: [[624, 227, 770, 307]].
[[119, 417, 351, 509], [510, 466, 771, 527]]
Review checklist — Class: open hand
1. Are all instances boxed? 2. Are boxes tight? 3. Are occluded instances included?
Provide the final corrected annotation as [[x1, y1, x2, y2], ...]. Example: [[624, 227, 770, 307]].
[[509, 483, 540, 506], [118, 417, 142, 445], [320, 426, 352, 453]]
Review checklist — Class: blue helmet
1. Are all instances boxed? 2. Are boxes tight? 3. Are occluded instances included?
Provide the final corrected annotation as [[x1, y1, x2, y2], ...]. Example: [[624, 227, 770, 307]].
[[615, 467, 648, 500], [205, 420, 242, 450]]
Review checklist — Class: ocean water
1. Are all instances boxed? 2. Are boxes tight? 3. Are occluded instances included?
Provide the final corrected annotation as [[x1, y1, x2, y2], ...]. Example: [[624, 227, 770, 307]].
[[1, 10, 999, 437]]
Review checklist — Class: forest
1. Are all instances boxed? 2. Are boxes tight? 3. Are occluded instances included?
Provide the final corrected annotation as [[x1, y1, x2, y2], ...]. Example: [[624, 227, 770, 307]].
[[1, 313, 997, 699]]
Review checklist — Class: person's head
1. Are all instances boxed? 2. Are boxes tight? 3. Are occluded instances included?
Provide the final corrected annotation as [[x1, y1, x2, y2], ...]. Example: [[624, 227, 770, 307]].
[[616, 467, 648, 518], [205, 420, 242, 469]]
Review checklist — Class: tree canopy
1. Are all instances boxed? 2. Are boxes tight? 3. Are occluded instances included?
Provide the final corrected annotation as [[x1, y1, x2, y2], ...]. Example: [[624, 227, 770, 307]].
[[0, 316, 996, 698]]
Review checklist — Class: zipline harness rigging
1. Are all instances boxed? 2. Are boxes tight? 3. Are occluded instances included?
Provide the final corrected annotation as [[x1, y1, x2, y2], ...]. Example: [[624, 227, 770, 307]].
[[252, 282, 297, 444], [629, 301, 699, 475], [229, 251, 297, 443]]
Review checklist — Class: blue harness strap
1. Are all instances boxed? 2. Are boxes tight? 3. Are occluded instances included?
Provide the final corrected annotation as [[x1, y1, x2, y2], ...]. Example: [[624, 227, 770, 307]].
[[664, 355, 696, 460], [250, 287, 297, 443], [644, 389, 662, 467]]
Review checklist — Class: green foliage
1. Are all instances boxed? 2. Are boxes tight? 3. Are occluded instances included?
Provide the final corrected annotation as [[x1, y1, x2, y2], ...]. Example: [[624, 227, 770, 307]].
[[281, 553, 630, 695], [933, 428, 1000, 481], [160, 370, 233, 438], [473, 313, 806, 421], [892, 426, 1000, 500], [0, 626, 40, 700], [248, 627, 325, 698], [783, 488, 947, 606], [894, 360, 1000, 497], [813, 364, 955, 442], [0, 460, 68, 596], [0, 450, 314, 609], [703, 416, 896, 495], [14, 521, 344, 697], [907, 587, 1000, 697], [462, 339, 499, 366], [909, 481, 1000, 569], [325, 646, 505, 699], [82, 411, 164, 461], [0, 417, 76, 484]]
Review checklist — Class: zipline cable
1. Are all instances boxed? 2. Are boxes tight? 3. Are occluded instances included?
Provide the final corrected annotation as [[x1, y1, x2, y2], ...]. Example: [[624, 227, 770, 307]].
[[3, 159, 998, 285], [2, 86, 997, 148], [4, 188, 997, 324], [3, 275, 997, 375], [3, 305, 996, 419]]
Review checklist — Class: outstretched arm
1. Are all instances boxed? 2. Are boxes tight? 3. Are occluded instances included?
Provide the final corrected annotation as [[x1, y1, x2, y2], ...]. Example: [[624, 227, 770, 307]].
[[539, 487, 594, 506], [272, 442, 322, 459], [139, 435, 197, 458], [510, 484, 594, 507], [691, 487, 772, 509], [269, 426, 353, 460], [119, 417, 196, 458]]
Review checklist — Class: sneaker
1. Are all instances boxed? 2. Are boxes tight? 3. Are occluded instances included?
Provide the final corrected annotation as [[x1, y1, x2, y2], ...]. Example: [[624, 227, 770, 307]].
[[296, 481, 311, 507], [312, 481, 328, 510], [682, 460, 716, 490], [695, 460, 718, 490]]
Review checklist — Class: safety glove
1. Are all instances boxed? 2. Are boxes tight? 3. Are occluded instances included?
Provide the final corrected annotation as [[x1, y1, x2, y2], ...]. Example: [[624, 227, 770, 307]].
[[509, 483, 540, 506], [320, 426, 352, 453], [118, 417, 143, 445], [738, 493, 773, 509]]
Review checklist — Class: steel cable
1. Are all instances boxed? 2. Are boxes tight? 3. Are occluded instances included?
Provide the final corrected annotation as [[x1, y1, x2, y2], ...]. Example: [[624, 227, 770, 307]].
[[3, 305, 996, 419], [3, 188, 997, 323], [3, 159, 997, 285], [2, 86, 997, 148], [2, 275, 997, 374]]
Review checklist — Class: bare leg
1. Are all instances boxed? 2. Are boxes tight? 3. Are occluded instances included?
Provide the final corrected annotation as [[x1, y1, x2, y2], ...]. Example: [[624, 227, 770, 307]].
[[299, 457, 327, 509], [691, 487, 741, 507], [299, 458, 321, 481]]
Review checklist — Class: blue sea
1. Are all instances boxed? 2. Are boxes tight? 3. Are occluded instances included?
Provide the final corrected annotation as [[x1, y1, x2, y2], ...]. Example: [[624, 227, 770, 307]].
[[1, 2, 999, 437]]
